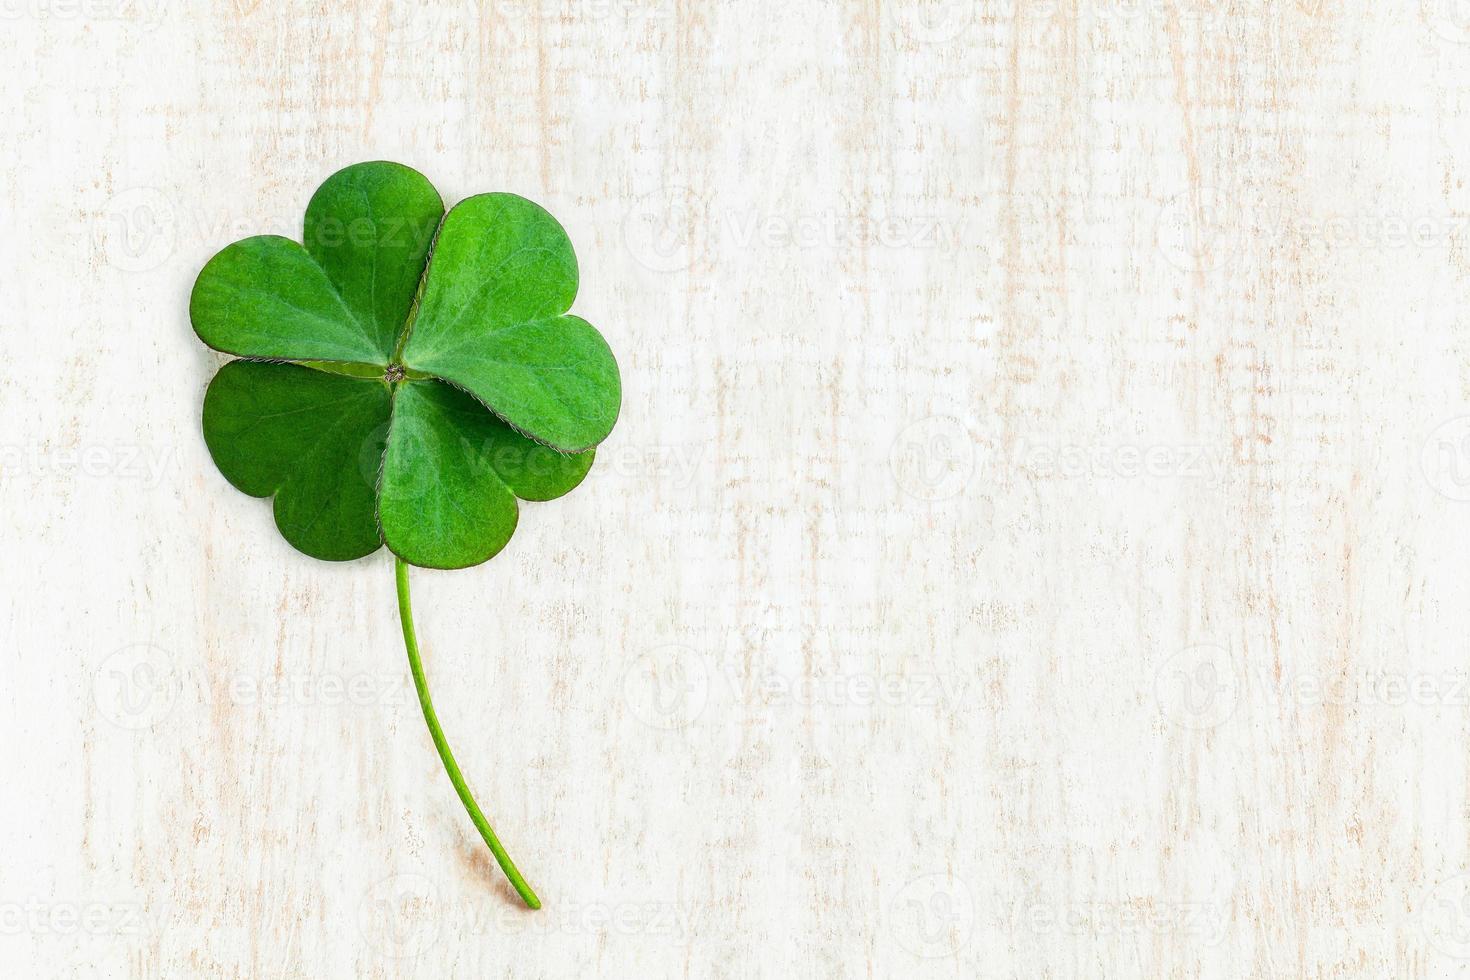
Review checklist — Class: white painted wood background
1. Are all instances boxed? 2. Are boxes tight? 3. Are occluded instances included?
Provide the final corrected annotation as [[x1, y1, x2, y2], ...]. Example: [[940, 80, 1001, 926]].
[[5, 0, 1470, 976]]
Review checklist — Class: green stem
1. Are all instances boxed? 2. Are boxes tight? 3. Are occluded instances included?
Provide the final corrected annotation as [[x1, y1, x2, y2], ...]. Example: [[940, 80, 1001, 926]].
[[394, 557, 542, 910]]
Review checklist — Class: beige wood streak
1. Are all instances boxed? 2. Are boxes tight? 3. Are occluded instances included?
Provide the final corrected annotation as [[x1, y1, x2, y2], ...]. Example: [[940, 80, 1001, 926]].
[[3, 1, 1469, 976]]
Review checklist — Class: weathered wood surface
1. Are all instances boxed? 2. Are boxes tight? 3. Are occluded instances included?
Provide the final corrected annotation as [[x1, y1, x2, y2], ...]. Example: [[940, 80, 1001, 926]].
[[5, 1, 1470, 976]]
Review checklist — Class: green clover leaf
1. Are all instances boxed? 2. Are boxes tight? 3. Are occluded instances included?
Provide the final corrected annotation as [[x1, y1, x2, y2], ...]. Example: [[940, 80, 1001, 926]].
[[191, 162, 622, 909], [193, 161, 619, 569]]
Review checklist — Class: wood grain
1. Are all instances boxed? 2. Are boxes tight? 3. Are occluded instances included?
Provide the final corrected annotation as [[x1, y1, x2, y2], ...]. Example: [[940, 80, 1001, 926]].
[[3, 1, 1469, 976]]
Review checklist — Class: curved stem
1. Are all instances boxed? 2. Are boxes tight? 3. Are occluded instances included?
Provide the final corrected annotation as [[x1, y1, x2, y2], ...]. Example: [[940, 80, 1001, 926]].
[[394, 557, 542, 910]]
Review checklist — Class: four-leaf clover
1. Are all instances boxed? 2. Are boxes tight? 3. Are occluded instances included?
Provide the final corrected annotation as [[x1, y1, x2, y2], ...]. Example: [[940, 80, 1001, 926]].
[[191, 162, 621, 908], [193, 160, 620, 568]]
